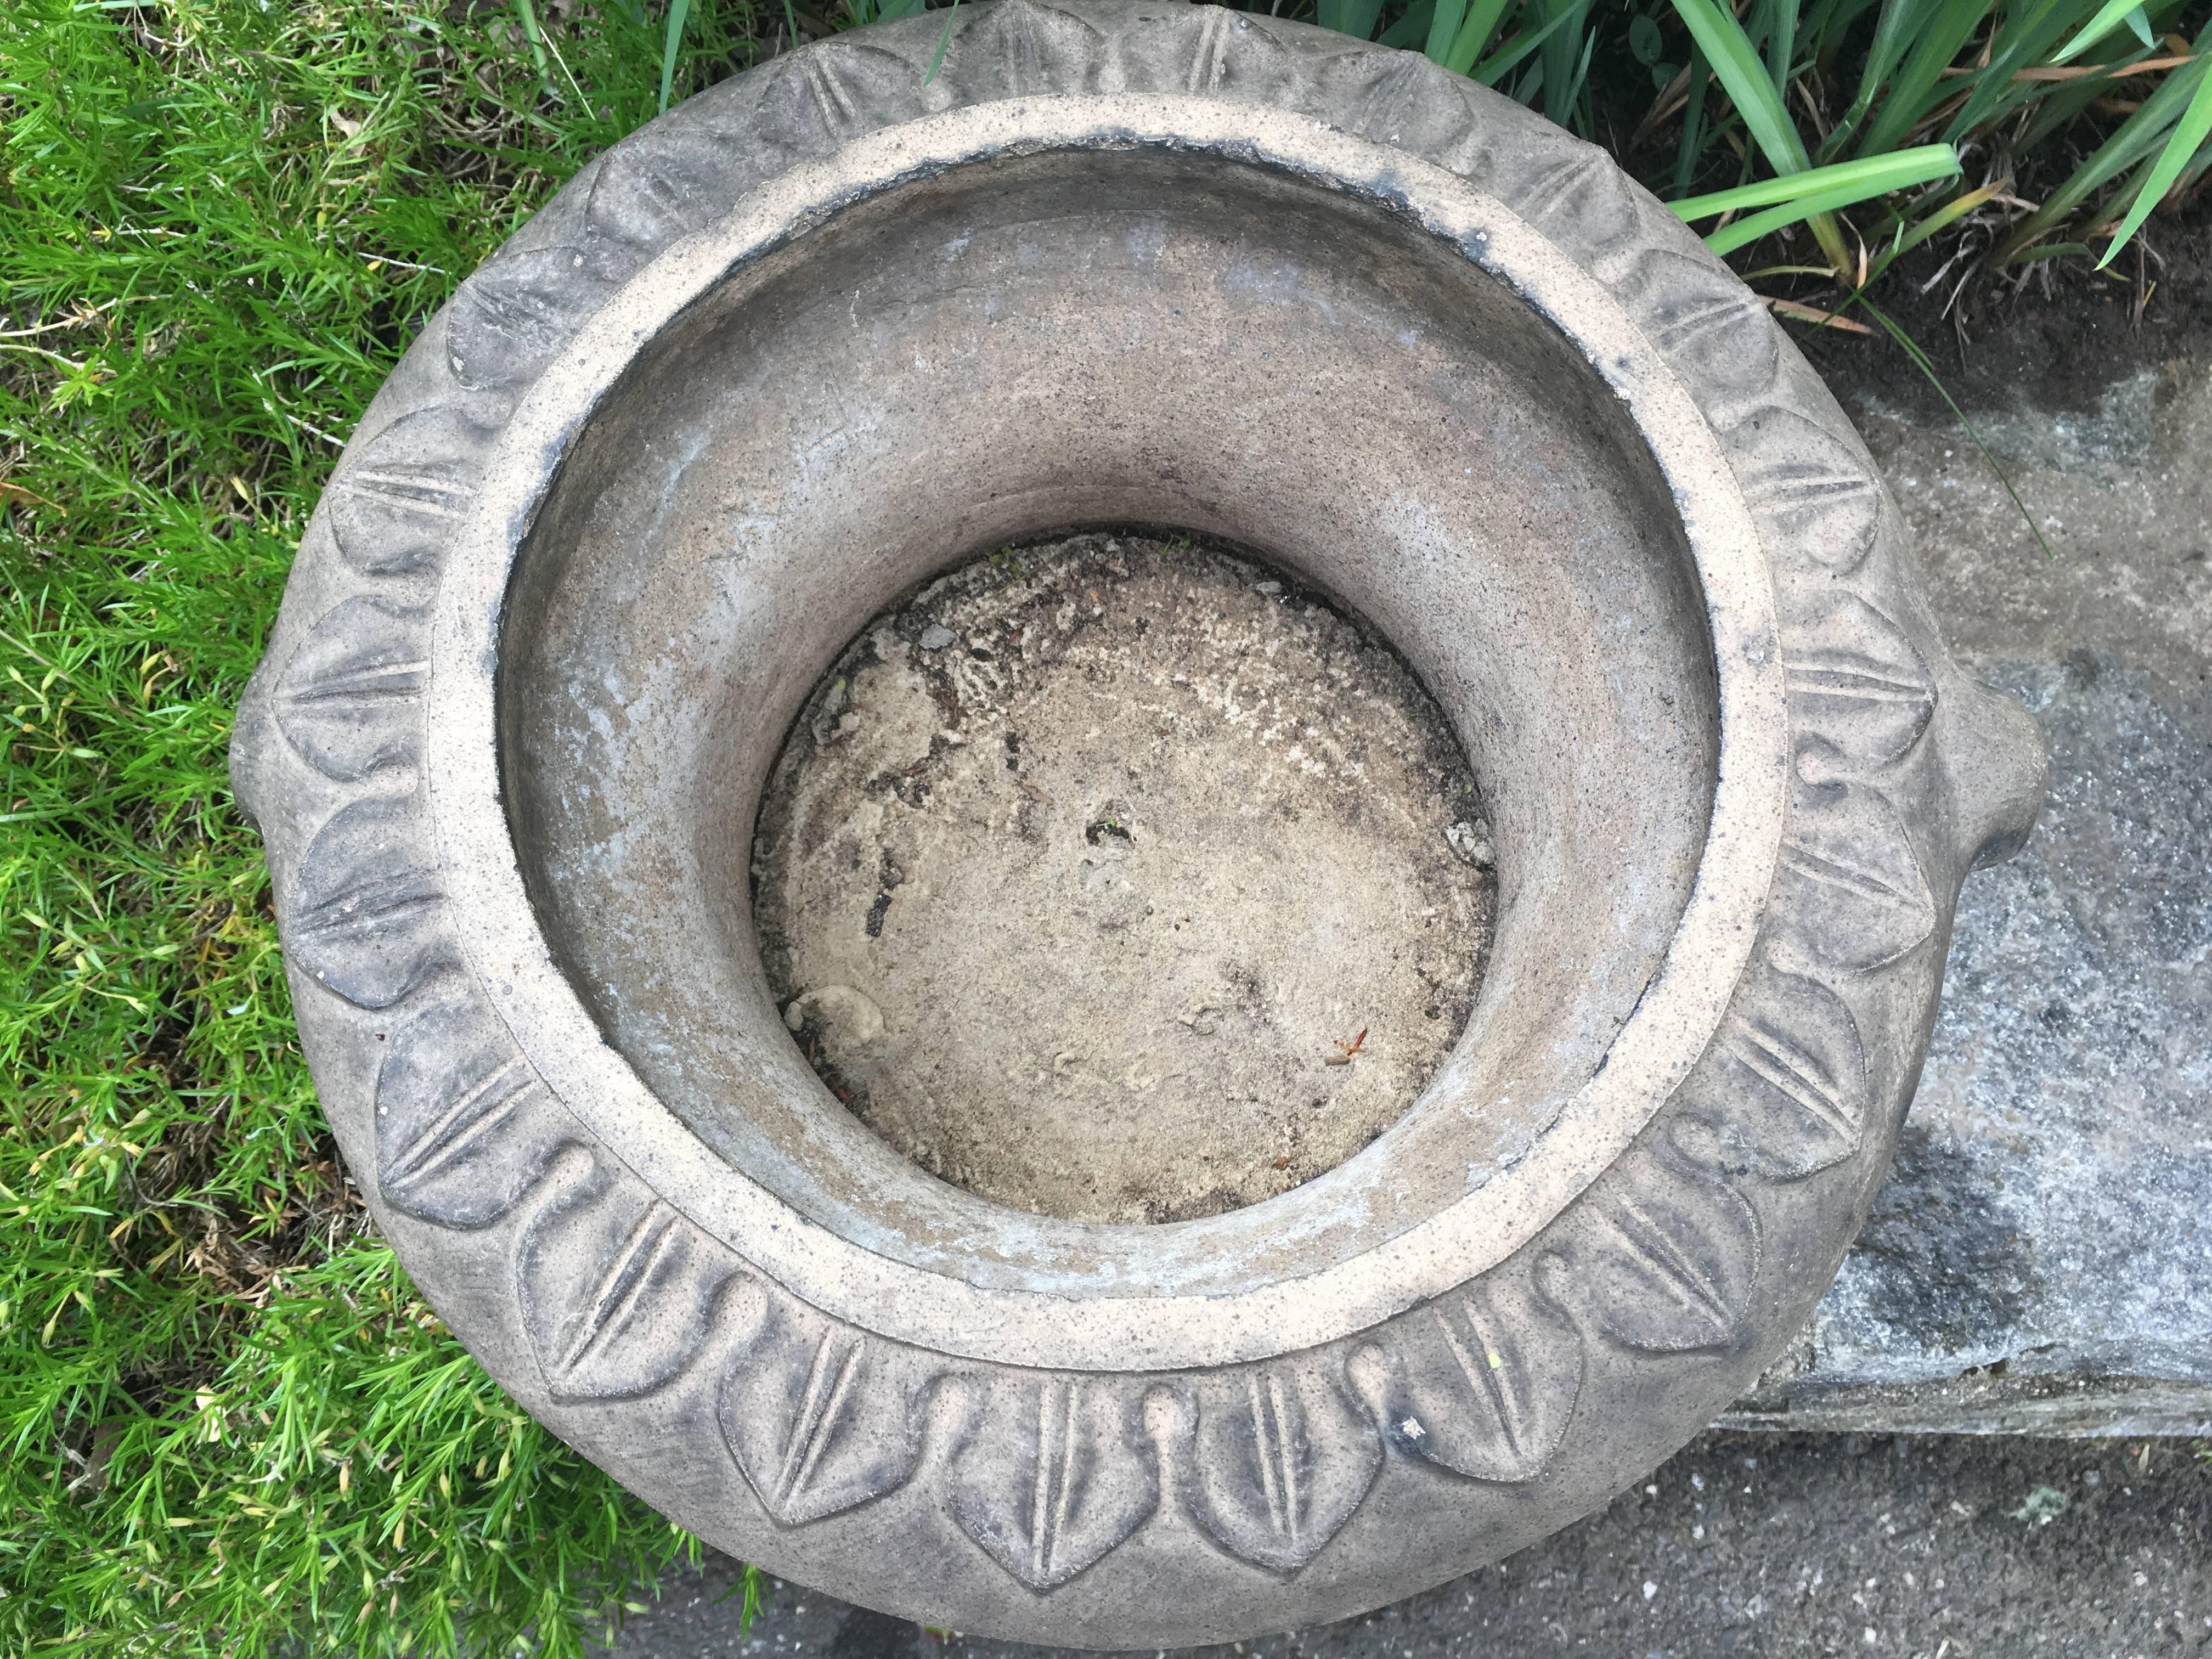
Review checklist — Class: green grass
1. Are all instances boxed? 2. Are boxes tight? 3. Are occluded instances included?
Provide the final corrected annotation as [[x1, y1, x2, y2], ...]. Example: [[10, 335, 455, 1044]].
[[0, 0, 766, 1651], [0, 0, 2203, 1651]]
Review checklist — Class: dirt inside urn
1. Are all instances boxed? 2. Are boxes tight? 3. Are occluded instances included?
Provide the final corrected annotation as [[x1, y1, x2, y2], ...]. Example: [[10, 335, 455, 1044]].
[[749, 534, 1496, 1223]]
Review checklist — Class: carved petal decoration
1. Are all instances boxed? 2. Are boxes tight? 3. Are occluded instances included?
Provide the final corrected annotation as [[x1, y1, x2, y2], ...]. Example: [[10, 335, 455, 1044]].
[[1726, 406, 1882, 574], [1327, 49, 1477, 155], [950, 0, 1105, 99], [1372, 1274, 1581, 1484], [289, 794, 449, 1009], [515, 1150, 737, 1403], [1185, 1364, 1383, 1576], [755, 40, 924, 154], [1775, 783, 1937, 972], [719, 1296, 929, 1526], [375, 990, 573, 1227], [1570, 1154, 1760, 1355], [1616, 248, 1780, 407], [1785, 594, 1937, 774], [275, 595, 427, 781], [447, 245, 614, 393], [1112, 4, 1295, 98], [950, 1375, 1157, 1592], [586, 131, 753, 264], [1495, 144, 1644, 267], [327, 405, 487, 577], [1692, 960, 1872, 1180]]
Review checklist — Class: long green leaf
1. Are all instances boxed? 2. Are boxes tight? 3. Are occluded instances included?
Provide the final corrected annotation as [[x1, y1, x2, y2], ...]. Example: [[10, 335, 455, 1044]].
[[1668, 0, 1809, 168], [1817, 0, 1934, 159], [1997, 31, 2211, 258], [1862, 174, 2008, 283], [1668, 0, 1854, 268], [1854, 0, 1990, 157], [1472, 2, 1587, 86], [1673, 142, 1961, 219], [2096, 48, 2212, 264], [1443, 0, 1519, 73], [1942, 0, 2080, 141], [1690, 148, 1955, 252], [1424, 0, 1468, 62], [922, 0, 963, 84], [2053, 0, 2153, 61], [1767, 0, 1799, 92], [1317, 0, 1386, 41], [1378, 0, 1437, 49], [657, 0, 692, 114]]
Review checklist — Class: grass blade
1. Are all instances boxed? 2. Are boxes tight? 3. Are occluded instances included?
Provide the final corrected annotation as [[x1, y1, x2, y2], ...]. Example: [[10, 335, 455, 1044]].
[[1317, 0, 1386, 41], [1443, 0, 1518, 73], [2095, 47, 2212, 264], [1425, 0, 1468, 63], [1818, 0, 1933, 159], [923, 0, 963, 84], [657, 0, 693, 114], [1997, 30, 2211, 258], [1669, 0, 1810, 168], [1861, 174, 2008, 281], [1854, 0, 2000, 157], [1474, 1, 1587, 86], [2053, 0, 2153, 61], [1672, 143, 1961, 217], [1767, 0, 1799, 93], [1691, 144, 1962, 250], [1668, 0, 1855, 268]]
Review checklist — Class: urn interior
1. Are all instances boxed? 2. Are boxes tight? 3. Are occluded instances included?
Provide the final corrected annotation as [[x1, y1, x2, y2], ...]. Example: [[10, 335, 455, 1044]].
[[495, 144, 1722, 1294]]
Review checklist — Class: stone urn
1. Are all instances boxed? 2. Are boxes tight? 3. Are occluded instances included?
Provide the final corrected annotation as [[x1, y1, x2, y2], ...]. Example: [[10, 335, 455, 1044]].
[[231, 1, 2046, 1645]]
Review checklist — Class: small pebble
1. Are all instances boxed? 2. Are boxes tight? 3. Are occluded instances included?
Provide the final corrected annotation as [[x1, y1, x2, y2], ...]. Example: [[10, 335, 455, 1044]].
[[918, 623, 956, 650]]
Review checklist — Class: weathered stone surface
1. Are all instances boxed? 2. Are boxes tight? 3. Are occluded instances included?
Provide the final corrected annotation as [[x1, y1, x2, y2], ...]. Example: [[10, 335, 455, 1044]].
[[229, 4, 2046, 1642], [1722, 352, 2212, 1436]]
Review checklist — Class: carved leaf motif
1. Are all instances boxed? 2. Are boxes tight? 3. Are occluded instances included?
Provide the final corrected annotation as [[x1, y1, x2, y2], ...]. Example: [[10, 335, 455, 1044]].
[[515, 1149, 737, 1403], [1695, 961, 1871, 1180], [719, 1296, 928, 1526], [1775, 783, 1937, 972], [1313, 50, 1473, 155], [586, 132, 751, 263], [950, 1375, 1156, 1592], [1496, 144, 1643, 265], [1785, 595, 1936, 774], [1186, 1364, 1382, 1575], [447, 245, 612, 393], [1571, 1154, 1760, 1353], [1370, 1274, 1581, 1484], [756, 41, 924, 154], [376, 990, 573, 1227], [288, 794, 449, 1009], [275, 596, 427, 781], [949, 0, 1105, 100], [328, 405, 488, 577], [1726, 407, 1881, 574], [1109, 4, 1294, 98], [1616, 249, 1779, 405]]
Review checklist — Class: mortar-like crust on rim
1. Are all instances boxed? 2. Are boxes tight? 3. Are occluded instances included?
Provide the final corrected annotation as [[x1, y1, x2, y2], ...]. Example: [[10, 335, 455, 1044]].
[[233, 2, 2042, 1642]]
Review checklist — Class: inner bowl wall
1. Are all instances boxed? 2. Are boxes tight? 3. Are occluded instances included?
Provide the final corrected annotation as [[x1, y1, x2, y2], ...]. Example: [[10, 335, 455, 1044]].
[[499, 146, 1719, 1295]]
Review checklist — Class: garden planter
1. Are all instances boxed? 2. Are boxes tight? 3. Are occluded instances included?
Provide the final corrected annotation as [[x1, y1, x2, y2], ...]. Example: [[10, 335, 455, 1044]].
[[230, 2, 2046, 1644]]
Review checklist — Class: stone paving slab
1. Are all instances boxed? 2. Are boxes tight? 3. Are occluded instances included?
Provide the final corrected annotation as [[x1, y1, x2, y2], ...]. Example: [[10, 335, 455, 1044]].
[[1725, 348, 2212, 1434], [611, 1431, 2212, 1657]]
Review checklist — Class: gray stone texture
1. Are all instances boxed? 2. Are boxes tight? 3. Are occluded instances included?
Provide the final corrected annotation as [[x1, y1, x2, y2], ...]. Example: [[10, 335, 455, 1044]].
[[232, 2, 2057, 1641], [1723, 321, 2212, 1435]]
